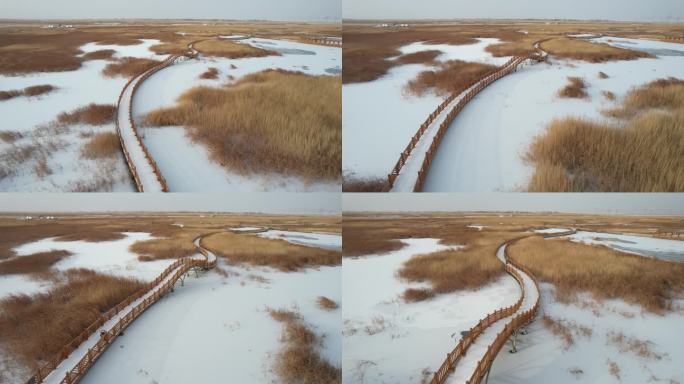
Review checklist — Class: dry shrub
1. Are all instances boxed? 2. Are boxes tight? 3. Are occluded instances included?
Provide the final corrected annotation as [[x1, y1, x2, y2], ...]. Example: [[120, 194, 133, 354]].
[[202, 231, 340, 272], [343, 28, 477, 83], [342, 223, 405, 257], [23, 85, 56, 97], [527, 78, 684, 192], [342, 177, 390, 192], [508, 237, 684, 313], [33, 155, 51, 179], [396, 50, 441, 65], [558, 76, 588, 99], [194, 39, 278, 58], [82, 49, 115, 61], [606, 359, 621, 380], [316, 296, 339, 311], [81, 132, 121, 159], [602, 90, 616, 101], [606, 77, 684, 119], [403, 288, 435, 302], [607, 331, 665, 360], [1, 85, 55, 101], [485, 36, 539, 57], [57, 103, 116, 126], [542, 38, 653, 62], [398, 245, 505, 300], [406, 60, 497, 96], [145, 70, 341, 180], [199, 67, 219, 79], [598, 71, 609, 79], [267, 308, 341, 384], [0, 89, 22, 101], [102, 57, 160, 78], [0, 131, 24, 143], [130, 234, 200, 261], [542, 315, 574, 349], [0, 250, 71, 275], [0, 269, 144, 371]]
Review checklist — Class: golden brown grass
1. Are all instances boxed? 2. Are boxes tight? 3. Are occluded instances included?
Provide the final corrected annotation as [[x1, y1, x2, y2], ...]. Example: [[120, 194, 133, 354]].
[[0, 250, 71, 275], [82, 49, 116, 61], [57, 103, 116, 126], [0, 84, 55, 101], [0, 269, 145, 371], [558, 76, 588, 99], [607, 331, 665, 360], [316, 296, 339, 311], [0, 131, 23, 143], [398, 243, 506, 301], [526, 78, 684, 192], [342, 177, 390, 192], [199, 67, 219, 79], [194, 39, 279, 58], [102, 57, 160, 78], [542, 315, 574, 349], [202, 231, 340, 271], [541, 38, 653, 62], [23, 85, 56, 97], [508, 236, 684, 313], [80, 132, 121, 159], [602, 90, 616, 101], [396, 50, 442, 65], [130, 231, 203, 261], [267, 308, 341, 384], [606, 359, 621, 380], [343, 27, 477, 83], [406, 60, 497, 97], [145, 70, 341, 180]]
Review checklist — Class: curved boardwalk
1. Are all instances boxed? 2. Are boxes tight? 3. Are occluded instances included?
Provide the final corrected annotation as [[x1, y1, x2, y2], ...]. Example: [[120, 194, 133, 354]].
[[432, 230, 573, 384], [389, 44, 547, 192], [31, 236, 217, 384]]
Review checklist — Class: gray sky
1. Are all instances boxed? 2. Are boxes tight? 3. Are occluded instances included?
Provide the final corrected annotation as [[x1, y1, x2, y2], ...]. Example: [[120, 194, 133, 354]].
[[344, 0, 684, 22], [344, 194, 684, 215], [0, 193, 340, 214], [0, 0, 340, 21]]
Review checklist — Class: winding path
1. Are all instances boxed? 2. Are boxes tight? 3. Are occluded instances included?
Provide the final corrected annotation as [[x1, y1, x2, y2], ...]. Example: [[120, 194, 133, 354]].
[[432, 230, 573, 384], [388, 43, 548, 192], [31, 235, 217, 384]]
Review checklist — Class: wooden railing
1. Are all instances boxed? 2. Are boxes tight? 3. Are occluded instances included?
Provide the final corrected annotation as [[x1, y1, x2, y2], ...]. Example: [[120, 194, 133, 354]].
[[30, 236, 216, 384], [387, 44, 547, 191]]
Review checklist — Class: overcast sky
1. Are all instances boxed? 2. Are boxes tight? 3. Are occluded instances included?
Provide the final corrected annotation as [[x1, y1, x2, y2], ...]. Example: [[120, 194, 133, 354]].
[[344, 0, 684, 22], [0, 0, 340, 21], [344, 194, 684, 215], [0, 193, 340, 214]]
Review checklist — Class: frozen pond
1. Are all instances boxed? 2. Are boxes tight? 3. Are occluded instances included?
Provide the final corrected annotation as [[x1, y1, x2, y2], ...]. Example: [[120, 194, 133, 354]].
[[566, 231, 684, 262], [257, 230, 342, 251]]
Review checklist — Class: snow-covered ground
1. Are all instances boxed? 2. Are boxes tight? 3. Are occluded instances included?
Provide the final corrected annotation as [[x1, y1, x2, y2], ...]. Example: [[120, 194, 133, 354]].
[[489, 284, 684, 384], [534, 228, 571, 234], [343, 38, 511, 181], [0, 274, 53, 298], [0, 40, 167, 191], [343, 238, 520, 383], [135, 38, 341, 192], [80, 252, 341, 383], [257, 229, 342, 251], [422, 37, 684, 191], [11, 232, 175, 281], [565, 231, 684, 262]]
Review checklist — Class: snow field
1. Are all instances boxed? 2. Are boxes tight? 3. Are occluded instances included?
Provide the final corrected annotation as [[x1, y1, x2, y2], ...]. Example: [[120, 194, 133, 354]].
[[0, 39, 167, 192], [343, 239, 521, 383]]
